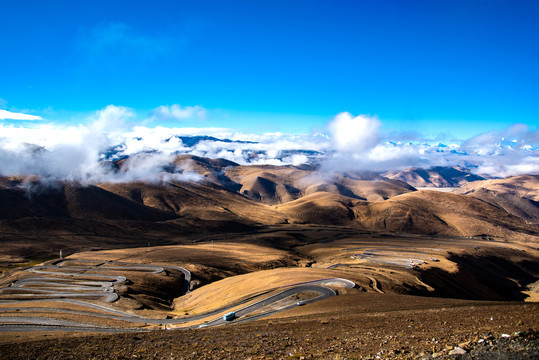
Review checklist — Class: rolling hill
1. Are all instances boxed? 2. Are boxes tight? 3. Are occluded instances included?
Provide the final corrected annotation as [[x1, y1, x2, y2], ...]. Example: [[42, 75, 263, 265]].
[[383, 166, 486, 188], [454, 175, 539, 224], [0, 158, 538, 259]]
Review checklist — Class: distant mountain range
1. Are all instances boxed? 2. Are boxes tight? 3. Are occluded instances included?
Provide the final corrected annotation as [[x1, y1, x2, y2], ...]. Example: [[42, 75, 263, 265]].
[[168, 135, 256, 147], [2, 154, 538, 238], [100, 136, 495, 188]]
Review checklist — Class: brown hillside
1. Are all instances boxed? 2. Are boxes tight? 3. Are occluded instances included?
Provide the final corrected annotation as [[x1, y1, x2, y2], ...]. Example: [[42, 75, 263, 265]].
[[63, 183, 176, 221], [459, 188, 539, 224], [99, 180, 287, 225], [362, 190, 538, 238], [225, 165, 305, 204], [274, 189, 538, 238], [0, 181, 173, 221], [172, 154, 241, 191], [456, 175, 539, 201], [454, 175, 539, 224], [226, 164, 414, 204], [384, 166, 485, 187], [275, 192, 358, 225]]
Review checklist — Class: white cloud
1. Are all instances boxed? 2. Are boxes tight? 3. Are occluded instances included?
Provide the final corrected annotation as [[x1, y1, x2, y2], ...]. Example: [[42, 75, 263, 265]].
[[328, 112, 380, 153], [0, 109, 42, 121], [462, 124, 539, 154], [150, 104, 206, 122], [91, 104, 133, 132], [322, 112, 420, 172], [0, 107, 537, 184], [0, 105, 136, 183]]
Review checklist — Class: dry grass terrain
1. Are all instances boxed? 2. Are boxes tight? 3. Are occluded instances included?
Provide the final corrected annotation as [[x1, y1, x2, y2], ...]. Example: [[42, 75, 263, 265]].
[[0, 160, 538, 358]]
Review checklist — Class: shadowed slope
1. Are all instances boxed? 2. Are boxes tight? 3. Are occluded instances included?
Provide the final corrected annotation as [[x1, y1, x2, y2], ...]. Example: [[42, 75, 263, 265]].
[[0, 181, 175, 221], [99, 181, 287, 225], [63, 184, 176, 221]]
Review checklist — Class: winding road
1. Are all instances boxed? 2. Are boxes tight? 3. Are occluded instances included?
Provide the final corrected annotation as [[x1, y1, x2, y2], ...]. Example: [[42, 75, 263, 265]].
[[0, 260, 354, 333]]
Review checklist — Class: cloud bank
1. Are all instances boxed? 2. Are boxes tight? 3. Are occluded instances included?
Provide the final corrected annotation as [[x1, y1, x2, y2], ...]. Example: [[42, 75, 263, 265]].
[[0, 106, 537, 184], [323, 112, 422, 172]]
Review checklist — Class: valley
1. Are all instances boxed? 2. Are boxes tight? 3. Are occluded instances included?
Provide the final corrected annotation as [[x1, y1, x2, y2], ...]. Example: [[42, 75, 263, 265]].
[[0, 160, 538, 358]]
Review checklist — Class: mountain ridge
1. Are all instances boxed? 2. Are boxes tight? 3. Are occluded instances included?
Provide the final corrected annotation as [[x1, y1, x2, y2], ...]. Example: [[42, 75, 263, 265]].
[[1, 157, 537, 243]]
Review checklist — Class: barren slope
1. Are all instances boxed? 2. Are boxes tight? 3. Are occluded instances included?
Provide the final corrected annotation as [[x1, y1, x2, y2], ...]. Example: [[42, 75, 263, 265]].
[[99, 181, 287, 224], [0, 181, 175, 221], [274, 189, 538, 239], [454, 175, 539, 223], [225, 164, 414, 204], [456, 175, 539, 201], [275, 192, 358, 225], [358, 190, 538, 238], [384, 166, 486, 188]]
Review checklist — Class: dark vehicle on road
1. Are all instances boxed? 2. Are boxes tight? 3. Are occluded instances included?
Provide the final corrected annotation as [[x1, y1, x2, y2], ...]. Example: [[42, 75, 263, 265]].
[[223, 312, 236, 321]]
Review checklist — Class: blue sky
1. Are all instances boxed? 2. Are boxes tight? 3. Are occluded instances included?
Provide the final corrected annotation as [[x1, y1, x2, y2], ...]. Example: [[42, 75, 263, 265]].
[[1, 0, 538, 140]]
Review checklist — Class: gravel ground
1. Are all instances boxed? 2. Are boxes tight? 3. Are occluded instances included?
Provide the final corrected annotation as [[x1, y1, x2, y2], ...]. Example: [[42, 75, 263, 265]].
[[1, 293, 537, 359]]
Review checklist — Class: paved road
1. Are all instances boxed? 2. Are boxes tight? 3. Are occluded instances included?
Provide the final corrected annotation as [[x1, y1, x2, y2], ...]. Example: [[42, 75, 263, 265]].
[[0, 260, 191, 303], [0, 259, 354, 332], [203, 284, 337, 327]]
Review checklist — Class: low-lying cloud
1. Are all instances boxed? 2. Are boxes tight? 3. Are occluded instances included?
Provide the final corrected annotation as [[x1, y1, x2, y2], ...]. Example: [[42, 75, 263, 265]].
[[0, 106, 537, 184], [328, 112, 381, 153], [323, 112, 538, 177], [323, 112, 421, 172]]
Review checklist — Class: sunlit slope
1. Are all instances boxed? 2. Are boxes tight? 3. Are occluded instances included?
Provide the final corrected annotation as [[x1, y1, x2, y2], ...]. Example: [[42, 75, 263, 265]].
[[383, 166, 486, 188], [275, 190, 538, 239], [172, 267, 352, 316], [303, 177, 415, 202], [275, 192, 358, 225], [360, 190, 538, 238], [456, 175, 539, 201], [225, 164, 414, 204], [454, 175, 539, 223]]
